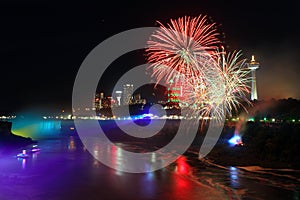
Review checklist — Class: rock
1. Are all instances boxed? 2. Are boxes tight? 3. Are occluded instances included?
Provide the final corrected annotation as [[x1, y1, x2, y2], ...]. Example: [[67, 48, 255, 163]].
[[0, 121, 37, 154]]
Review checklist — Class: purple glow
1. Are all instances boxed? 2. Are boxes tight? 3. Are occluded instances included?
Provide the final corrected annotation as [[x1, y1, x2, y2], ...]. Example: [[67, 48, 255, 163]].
[[22, 158, 26, 169], [28, 145, 41, 153], [31, 148, 41, 153], [17, 150, 29, 158]]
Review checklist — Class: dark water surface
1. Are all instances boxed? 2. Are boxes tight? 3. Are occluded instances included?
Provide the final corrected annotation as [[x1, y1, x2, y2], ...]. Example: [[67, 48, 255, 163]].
[[1, 120, 299, 200], [0, 135, 226, 200]]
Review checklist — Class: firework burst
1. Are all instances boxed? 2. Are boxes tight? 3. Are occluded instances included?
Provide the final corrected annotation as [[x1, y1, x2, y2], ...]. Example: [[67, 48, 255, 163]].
[[146, 15, 252, 120], [216, 50, 252, 115], [191, 49, 252, 121], [146, 15, 220, 83]]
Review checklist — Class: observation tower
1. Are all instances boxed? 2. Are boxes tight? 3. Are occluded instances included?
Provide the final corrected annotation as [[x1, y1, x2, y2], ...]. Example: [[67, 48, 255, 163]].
[[247, 55, 259, 100]]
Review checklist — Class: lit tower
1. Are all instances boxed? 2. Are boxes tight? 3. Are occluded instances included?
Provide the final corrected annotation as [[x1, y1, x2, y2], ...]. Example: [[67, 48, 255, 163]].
[[247, 55, 259, 100]]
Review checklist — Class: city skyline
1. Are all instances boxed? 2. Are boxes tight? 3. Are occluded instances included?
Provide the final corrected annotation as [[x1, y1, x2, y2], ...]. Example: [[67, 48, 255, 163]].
[[0, 0, 299, 112], [0, 3, 300, 198]]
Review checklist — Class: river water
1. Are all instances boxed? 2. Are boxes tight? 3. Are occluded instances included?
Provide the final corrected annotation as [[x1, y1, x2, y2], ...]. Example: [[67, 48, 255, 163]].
[[0, 119, 299, 199]]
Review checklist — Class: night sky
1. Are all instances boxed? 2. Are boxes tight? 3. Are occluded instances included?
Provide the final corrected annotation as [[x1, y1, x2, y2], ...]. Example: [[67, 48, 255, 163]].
[[1, 0, 300, 112]]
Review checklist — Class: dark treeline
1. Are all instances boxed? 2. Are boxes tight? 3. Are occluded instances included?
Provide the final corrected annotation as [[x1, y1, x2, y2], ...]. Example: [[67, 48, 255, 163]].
[[235, 98, 300, 122], [204, 121, 300, 169]]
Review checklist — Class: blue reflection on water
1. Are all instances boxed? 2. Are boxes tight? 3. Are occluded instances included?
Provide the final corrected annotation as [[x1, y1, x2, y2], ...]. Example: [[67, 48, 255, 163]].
[[229, 166, 240, 188]]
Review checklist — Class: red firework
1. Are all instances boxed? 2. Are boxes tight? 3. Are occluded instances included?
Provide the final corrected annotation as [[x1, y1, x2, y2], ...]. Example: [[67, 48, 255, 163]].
[[146, 15, 220, 83]]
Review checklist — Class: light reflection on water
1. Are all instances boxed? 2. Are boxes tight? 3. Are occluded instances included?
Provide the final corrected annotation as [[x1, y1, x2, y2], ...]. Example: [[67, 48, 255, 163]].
[[1, 129, 299, 199], [17, 158, 27, 169], [17, 151, 40, 170], [175, 156, 190, 175], [229, 166, 240, 189], [110, 145, 123, 176], [68, 136, 76, 151]]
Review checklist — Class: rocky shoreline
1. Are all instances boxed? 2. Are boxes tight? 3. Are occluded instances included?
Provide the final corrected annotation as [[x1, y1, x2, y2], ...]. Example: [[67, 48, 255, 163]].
[[0, 121, 36, 154]]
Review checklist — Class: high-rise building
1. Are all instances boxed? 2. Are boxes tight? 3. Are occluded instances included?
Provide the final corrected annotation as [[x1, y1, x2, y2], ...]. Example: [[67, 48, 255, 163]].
[[94, 93, 100, 110], [131, 93, 146, 104], [134, 93, 141, 102], [100, 92, 104, 99], [123, 84, 134, 105], [99, 92, 104, 109], [115, 91, 122, 106], [247, 55, 259, 100], [102, 96, 112, 108], [95, 92, 105, 109]]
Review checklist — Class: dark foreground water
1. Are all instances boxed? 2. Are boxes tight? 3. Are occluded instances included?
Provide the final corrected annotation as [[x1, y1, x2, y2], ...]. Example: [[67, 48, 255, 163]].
[[1, 121, 300, 200]]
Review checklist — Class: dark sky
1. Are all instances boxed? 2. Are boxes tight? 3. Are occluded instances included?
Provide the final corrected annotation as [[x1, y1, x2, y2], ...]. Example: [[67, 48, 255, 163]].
[[0, 0, 300, 112]]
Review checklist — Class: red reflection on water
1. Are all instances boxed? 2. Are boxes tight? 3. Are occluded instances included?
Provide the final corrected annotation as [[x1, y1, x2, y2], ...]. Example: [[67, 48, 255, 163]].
[[175, 156, 190, 175], [68, 136, 76, 151], [110, 145, 123, 175], [111, 145, 117, 169], [172, 169, 193, 199], [172, 156, 192, 198], [175, 175, 189, 188]]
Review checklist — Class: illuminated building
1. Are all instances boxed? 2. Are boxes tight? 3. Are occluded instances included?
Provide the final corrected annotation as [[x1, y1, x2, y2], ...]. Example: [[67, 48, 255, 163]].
[[102, 97, 112, 108], [109, 97, 117, 107], [134, 93, 141, 102], [123, 84, 133, 105], [132, 93, 146, 104], [99, 92, 104, 109], [167, 79, 181, 107], [94, 92, 105, 109], [115, 91, 122, 106], [247, 55, 259, 100], [94, 94, 100, 110]]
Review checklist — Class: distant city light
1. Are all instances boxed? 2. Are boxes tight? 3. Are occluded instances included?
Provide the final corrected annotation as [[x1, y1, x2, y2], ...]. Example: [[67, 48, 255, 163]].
[[0, 115, 16, 120], [248, 117, 255, 122]]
